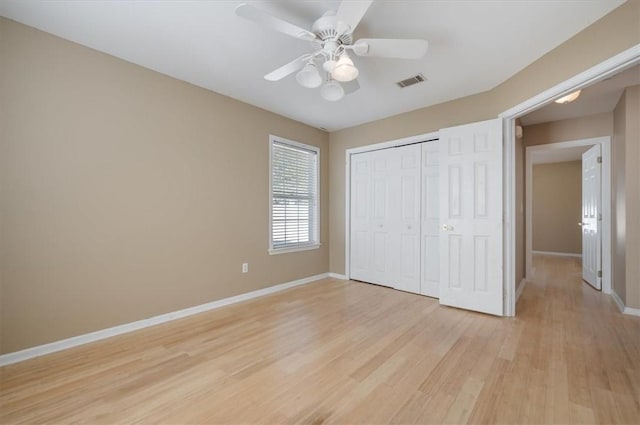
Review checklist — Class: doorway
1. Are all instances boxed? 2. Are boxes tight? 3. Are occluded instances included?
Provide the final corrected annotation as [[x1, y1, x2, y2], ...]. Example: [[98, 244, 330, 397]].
[[520, 137, 611, 294], [501, 47, 640, 315]]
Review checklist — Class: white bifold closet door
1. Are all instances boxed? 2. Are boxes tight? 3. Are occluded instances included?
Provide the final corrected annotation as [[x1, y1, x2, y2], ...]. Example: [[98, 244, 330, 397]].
[[421, 141, 440, 298], [350, 144, 422, 293]]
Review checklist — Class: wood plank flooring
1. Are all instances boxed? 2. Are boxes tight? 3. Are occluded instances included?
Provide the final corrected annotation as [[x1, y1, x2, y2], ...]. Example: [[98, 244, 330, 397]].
[[1, 255, 639, 424]]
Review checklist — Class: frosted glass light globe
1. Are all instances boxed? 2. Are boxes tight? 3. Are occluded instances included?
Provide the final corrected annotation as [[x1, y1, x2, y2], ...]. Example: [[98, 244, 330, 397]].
[[320, 80, 345, 101]]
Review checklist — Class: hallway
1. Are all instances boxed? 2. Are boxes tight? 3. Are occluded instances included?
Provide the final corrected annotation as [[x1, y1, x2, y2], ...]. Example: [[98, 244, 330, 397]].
[[512, 254, 639, 423]]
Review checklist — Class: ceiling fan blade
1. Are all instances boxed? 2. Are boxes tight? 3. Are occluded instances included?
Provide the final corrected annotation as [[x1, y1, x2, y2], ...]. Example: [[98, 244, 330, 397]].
[[353, 39, 429, 59], [336, 0, 373, 35], [343, 79, 360, 95], [264, 54, 312, 81], [235, 3, 316, 41]]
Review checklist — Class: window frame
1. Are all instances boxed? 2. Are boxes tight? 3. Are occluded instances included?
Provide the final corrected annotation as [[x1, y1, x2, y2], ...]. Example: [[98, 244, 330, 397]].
[[268, 135, 321, 255]]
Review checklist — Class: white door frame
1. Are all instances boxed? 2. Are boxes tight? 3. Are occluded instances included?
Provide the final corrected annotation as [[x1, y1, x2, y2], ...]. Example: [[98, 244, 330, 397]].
[[344, 131, 439, 281], [500, 43, 640, 316], [525, 137, 612, 294]]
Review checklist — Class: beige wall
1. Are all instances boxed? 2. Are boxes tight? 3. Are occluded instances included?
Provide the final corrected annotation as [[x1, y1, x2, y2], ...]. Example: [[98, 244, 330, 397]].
[[613, 85, 640, 309], [532, 161, 582, 254], [523, 112, 614, 145], [0, 18, 330, 354], [330, 0, 640, 275], [625, 86, 640, 310], [613, 91, 627, 304]]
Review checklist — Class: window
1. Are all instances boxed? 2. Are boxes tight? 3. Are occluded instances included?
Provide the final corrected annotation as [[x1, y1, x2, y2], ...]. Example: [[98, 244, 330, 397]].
[[269, 135, 320, 254]]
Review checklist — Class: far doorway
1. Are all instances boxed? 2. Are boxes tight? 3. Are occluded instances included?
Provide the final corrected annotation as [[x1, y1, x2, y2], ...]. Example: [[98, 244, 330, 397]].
[[525, 139, 610, 292]]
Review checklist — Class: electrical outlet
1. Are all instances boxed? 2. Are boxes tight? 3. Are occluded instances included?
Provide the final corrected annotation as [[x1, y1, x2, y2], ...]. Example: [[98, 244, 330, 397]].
[[242, 263, 249, 273]]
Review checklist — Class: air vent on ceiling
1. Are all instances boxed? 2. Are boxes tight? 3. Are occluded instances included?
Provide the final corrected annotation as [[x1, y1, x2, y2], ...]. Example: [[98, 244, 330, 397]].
[[397, 73, 426, 88]]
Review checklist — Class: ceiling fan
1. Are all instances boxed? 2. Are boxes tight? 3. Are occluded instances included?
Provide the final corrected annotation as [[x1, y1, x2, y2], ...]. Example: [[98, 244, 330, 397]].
[[235, 1, 429, 101]]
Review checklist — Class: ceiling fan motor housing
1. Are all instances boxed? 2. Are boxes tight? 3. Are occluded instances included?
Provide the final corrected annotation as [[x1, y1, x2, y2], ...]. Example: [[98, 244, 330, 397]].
[[312, 11, 352, 52]]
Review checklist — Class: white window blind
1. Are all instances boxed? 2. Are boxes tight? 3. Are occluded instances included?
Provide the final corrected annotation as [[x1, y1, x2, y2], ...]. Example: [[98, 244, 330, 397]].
[[270, 136, 319, 253]]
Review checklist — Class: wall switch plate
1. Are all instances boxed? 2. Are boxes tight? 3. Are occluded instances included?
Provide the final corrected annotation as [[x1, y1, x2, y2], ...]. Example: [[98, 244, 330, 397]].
[[242, 263, 249, 273]]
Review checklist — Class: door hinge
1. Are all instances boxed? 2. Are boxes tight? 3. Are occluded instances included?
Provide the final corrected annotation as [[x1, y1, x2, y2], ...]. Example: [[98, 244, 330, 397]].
[[597, 270, 602, 278], [597, 156, 602, 164], [598, 213, 602, 221]]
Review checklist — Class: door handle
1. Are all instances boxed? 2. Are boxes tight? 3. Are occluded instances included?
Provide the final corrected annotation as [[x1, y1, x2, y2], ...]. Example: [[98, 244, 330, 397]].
[[442, 224, 454, 231]]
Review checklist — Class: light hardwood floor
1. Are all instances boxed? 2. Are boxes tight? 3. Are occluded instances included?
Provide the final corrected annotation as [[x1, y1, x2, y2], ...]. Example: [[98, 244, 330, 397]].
[[1, 255, 639, 424]]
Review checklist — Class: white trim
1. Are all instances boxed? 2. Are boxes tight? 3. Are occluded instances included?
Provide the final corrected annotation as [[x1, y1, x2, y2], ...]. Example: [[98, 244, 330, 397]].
[[344, 149, 351, 280], [611, 291, 640, 316], [503, 119, 516, 316], [269, 243, 321, 255], [346, 131, 439, 155], [0, 273, 330, 367], [269, 134, 321, 254], [611, 290, 625, 313], [525, 137, 611, 294], [344, 131, 439, 280], [516, 278, 527, 301], [500, 43, 640, 316], [329, 273, 347, 280], [532, 250, 582, 258], [499, 45, 640, 119]]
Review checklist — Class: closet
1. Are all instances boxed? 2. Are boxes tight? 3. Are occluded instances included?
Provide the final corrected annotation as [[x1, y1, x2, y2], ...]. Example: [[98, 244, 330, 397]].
[[348, 119, 503, 315], [350, 141, 439, 298]]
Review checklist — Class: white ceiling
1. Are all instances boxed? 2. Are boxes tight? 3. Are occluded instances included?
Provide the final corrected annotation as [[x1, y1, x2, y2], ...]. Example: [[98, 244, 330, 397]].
[[0, 0, 626, 131], [521, 64, 640, 126]]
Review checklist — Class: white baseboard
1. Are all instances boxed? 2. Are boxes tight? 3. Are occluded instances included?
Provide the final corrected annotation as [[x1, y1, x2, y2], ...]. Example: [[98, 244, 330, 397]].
[[532, 250, 582, 258], [328, 273, 347, 280], [0, 272, 331, 367], [516, 278, 527, 301], [625, 306, 640, 316], [611, 290, 625, 313], [611, 291, 640, 317]]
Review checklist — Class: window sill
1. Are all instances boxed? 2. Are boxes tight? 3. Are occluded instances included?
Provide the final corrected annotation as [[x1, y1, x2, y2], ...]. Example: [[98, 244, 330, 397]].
[[269, 243, 321, 255]]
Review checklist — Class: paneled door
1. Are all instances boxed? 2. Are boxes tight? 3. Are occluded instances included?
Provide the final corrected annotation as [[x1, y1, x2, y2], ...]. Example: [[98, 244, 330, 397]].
[[350, 144, 421, 292], [350, 149, 393, 286], [439, 119, 503, 315], [421, 141, 440, 297], [390, 144, 421, 294], [581, 144, 601, 290]]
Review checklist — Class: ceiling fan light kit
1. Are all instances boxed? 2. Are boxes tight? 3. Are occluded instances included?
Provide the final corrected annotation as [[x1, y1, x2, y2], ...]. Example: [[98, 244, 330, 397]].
[[320, 79, 345, 102], [295, 62, 323, 88], [332, 52, 359, 82], [323, 59, 337, 73], [236, 0, 428, 101]]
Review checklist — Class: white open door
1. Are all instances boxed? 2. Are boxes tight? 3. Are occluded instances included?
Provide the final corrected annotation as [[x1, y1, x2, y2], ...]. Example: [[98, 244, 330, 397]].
[[581, 145, 602, 290], [439, 119, 503, 315]]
